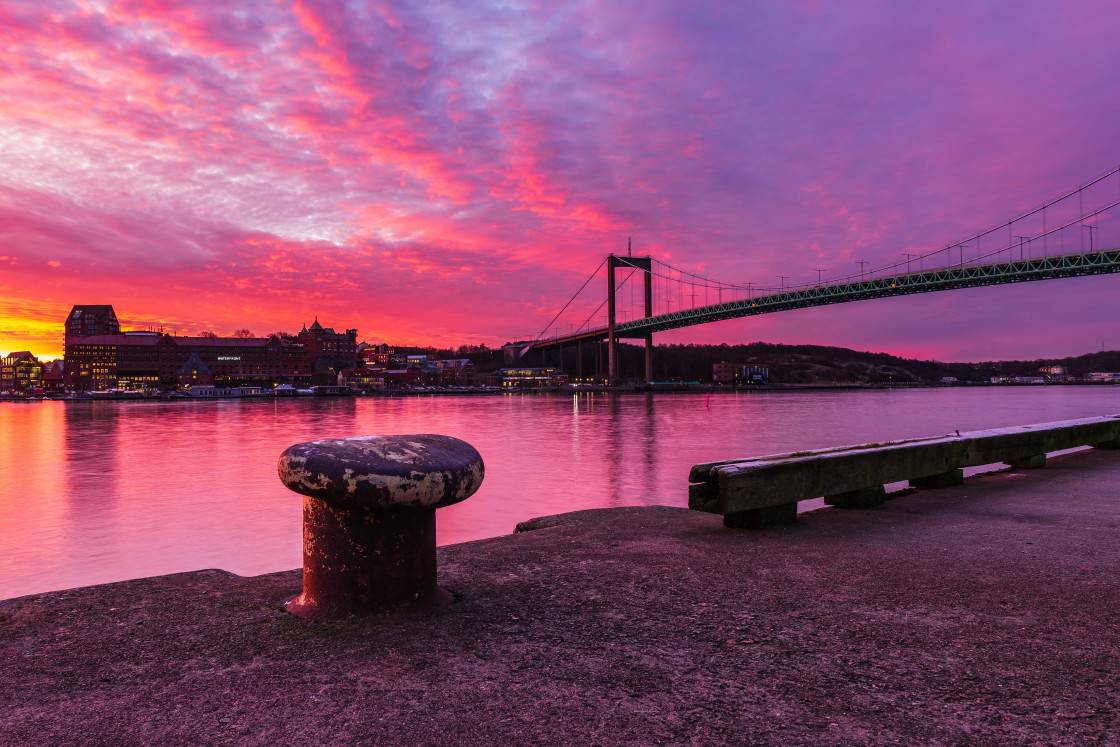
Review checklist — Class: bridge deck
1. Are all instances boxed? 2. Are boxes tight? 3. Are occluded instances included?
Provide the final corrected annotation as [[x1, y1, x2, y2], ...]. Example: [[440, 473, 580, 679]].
[[533, 248, 1120, 348]]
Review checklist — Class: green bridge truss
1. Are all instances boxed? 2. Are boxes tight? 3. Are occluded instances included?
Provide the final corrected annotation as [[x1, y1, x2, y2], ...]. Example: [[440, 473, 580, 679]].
[[606, 248, 1120, 338]]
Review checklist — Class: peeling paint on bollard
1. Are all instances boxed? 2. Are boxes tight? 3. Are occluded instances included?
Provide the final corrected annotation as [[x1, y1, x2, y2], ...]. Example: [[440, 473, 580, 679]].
[[278, 434, 484, 619]]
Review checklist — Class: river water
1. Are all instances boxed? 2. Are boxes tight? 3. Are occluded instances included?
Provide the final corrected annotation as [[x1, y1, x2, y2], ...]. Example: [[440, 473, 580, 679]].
[[2, 387, 1118, 600]]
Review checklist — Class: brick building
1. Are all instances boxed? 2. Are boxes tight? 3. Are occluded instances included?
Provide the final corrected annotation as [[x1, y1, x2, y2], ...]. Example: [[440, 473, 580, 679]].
[[41, 361, 64, 393], [361, 344, 407, 369], [297, 319, 359, 385], [63, 305, 317, 392], [176, 354, 214, 388], [433, 359, 476, 386], [67, 306, 120, 337], [712, 362, 769, 384]]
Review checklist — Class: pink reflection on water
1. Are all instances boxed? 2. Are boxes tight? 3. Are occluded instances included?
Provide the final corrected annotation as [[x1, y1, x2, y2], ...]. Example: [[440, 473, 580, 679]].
[[0, 403, 68, 587], [2, 387, 1118, 600]]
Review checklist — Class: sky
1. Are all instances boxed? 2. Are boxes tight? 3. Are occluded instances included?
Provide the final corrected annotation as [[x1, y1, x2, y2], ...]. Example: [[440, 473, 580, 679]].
[[2, 0, 1119, 362]]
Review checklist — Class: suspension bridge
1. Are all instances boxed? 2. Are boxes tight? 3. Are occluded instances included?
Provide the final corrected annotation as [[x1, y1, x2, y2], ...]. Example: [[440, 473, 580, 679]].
[[522, 166, 1120, 383]]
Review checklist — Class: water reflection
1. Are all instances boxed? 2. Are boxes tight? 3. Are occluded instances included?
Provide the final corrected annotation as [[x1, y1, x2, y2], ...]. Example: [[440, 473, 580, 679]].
[[64, 401, 120, 523], [0, 402, 69, 596], [1, 386, 1117, 599]]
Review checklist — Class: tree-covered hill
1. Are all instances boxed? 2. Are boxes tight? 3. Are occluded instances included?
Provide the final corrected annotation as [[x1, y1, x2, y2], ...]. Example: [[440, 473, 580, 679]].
[[392, 339, 1120, 384]]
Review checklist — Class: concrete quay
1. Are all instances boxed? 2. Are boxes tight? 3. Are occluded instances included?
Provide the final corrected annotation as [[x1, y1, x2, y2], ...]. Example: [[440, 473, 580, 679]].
[[4, 449, 1120, 745]]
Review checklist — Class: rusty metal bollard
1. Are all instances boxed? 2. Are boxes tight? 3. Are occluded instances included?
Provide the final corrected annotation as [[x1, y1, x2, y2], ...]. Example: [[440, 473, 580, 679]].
[[277, 434, 484, 619]]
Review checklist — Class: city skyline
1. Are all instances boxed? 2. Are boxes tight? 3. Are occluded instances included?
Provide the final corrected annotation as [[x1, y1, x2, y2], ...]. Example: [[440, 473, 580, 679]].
[[3, 1, 1120, 361]]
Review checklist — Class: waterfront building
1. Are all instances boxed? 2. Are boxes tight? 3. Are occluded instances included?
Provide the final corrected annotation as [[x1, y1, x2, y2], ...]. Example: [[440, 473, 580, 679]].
[[297, 319, 359, 385], [416, 360, 443, 382], [66, 306, 120, 337], [1, 351, 43, 393], [362, 346, 407, 368], [1038, 365, 1070, 382], [712, 362, 769, 385], [177, 354, 214, 388], [338, 367, 384, 391], [486, 367, 569, 389], [382, 369, 422, 388], [63, 305, 316, 392], [434, 359, 476, 386], [41, 361, 64, 393]]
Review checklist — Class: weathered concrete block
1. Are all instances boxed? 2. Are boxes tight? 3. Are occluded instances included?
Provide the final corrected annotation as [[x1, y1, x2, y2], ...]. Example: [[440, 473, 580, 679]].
[[687, 482, 720, 513], [909, 469, 964, 490], [690, 415, 1120, 526], [723, 503, 797, 529], [1095, 438, 1120, 450], [712, 439, 969, 515], [824, 485, 887, 509], [278, 434, 484, 619]]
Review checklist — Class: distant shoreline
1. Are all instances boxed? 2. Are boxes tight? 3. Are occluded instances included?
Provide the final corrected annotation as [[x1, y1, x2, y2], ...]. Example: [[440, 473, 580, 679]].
[[3, 379, 1117, 404]]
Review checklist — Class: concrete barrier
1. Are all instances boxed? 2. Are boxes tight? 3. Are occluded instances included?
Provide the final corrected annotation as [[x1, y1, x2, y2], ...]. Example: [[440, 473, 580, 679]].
[[689, 414, 1120, 529]]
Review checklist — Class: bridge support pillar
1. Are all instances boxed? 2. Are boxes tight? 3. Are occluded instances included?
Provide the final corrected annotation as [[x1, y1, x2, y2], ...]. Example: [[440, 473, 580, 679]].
[[644, 334, 653, 383], [607, 255, 619, 384], [607, 333, 618, 384], [605, 252, 654, 385], [643, 257, 653, 383]]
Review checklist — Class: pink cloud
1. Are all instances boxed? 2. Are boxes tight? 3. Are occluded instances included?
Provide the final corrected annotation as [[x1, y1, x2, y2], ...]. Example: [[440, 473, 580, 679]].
[[3, 0, 1120, 362]]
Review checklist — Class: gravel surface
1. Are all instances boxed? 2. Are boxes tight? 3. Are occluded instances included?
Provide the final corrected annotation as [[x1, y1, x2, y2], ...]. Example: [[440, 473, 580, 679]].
[[3, 449, 1120, 745]]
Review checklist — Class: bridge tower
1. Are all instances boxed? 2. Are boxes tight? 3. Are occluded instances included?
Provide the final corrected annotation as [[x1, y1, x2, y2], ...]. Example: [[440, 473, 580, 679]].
[[607, 254, 654, 383]]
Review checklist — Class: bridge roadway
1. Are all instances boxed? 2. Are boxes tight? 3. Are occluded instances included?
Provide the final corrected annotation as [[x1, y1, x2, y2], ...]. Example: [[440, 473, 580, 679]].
[[530, 248, 1120, 368]]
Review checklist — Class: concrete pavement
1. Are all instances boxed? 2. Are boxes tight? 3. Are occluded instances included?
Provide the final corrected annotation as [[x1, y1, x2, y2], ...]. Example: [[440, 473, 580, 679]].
[[3, 448, 1120, 745]]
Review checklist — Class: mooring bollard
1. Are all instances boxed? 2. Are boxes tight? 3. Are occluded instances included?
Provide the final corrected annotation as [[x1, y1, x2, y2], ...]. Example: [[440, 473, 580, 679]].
[[277, 434, 484, 619]]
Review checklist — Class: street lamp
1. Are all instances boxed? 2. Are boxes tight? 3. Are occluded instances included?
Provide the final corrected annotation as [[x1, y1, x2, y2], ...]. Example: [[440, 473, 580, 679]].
[[813, 268, 826, 286], [1013, 236, 1029, 261]]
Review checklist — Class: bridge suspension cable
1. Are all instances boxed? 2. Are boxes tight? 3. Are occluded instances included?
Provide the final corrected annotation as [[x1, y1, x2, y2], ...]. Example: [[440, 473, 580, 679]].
[[526, 164, 1120, 347], [648, 164, 1120, 295], [526, 256, 607, 348], [827, 164, 1120, 286]]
